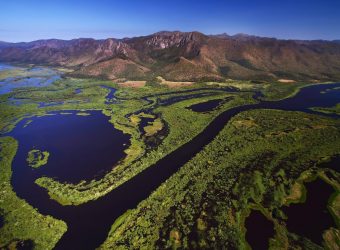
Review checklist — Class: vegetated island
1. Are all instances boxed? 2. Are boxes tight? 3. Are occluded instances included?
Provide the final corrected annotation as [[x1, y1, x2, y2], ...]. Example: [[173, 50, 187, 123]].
[[311, 103, 340, 116], [26, 149, 50, 168]]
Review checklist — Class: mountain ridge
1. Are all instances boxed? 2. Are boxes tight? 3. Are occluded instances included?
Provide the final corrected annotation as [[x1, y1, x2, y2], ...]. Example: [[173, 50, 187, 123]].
[[1, 31, 340, 82]]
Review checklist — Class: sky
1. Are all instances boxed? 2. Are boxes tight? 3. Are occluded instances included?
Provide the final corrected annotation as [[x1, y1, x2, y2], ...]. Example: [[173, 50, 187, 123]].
[[1, 0, 339, 42]]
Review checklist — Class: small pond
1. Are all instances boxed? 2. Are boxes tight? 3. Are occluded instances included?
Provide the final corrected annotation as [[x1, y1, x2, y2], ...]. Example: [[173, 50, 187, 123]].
[[245, 210, 274, 250], [139, 116, 155, 135], [283, 178, 336, 245]]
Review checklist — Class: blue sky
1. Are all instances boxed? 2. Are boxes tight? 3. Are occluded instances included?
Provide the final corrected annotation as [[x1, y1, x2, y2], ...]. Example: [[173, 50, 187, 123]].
[[1, 0, 339, 42]]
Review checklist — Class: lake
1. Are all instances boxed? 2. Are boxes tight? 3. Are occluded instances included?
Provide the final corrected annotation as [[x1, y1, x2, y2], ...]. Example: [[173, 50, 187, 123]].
[[9, 111, 130, 184]]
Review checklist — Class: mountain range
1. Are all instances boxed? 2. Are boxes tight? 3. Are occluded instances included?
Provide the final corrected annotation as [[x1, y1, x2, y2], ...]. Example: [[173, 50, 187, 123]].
[[1, 31, 340, 82]]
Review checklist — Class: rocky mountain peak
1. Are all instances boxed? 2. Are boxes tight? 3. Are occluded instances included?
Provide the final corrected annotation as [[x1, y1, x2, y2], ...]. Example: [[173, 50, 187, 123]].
[[145, 31, 206, 49]]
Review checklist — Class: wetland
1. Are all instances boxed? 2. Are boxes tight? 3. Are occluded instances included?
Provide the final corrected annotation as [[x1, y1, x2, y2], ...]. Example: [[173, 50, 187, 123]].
[[0, 63, 339, 249]]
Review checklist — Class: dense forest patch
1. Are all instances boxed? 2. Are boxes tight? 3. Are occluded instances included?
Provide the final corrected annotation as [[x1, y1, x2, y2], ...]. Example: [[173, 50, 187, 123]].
[[100, 110, 340, 249]]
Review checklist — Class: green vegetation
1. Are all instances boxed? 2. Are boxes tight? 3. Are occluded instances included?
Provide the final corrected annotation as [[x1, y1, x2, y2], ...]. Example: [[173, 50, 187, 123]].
[[0, 74, 329, 209], [100, 109, 340, 249], [0, 137, 67, 249], [2, 73, 261, 207], [281, 171, 340, 250], [34, 91, 256, 205], [145, 76, 163, 87], [0, 78, 111, 134], [26, 149, 50, 168], [144, 118, 163, 136], [76, 112, 91, 116], [1, 65, 339, 249], [311, 103, 340, 116], [130, 112, 155, 126], [260, 82, 308, 100], [0, 66, 55, 80]]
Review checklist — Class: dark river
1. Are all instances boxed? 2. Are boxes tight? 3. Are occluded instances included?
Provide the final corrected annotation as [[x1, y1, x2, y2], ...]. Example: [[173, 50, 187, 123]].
[[5, 83, 340, 249]]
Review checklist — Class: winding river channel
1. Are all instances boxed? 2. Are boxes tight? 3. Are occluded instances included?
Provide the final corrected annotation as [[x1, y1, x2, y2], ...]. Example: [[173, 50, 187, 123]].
[[7, 83, 340, 249]]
